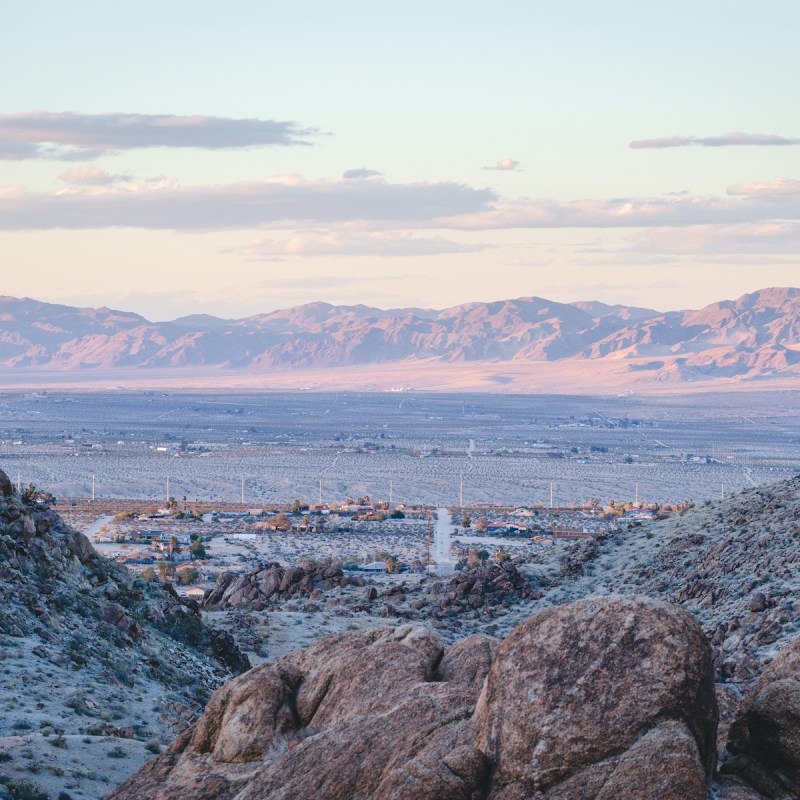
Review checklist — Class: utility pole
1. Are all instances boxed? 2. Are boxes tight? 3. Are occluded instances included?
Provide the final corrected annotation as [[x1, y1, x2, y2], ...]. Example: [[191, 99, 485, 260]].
[[426, 510, 431, 568], [319, 479, 323, 506], [17, 473, 21, 493], [635, 482, 639, 505], [550, 481, 554, 509], [241, 477, 245, 504], [389, 479, 392, 506], [459, 473, 463, 508], [166, 476, 170, 504], [721, 483, 725, 500], [91, 474, 95, 502]]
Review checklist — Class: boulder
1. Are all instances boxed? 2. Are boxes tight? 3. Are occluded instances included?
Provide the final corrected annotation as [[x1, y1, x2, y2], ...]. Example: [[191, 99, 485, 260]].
[[275, 625, 443, 731], [106, 596, 721, 800], [188, 663, 295, 763], [235, 683, 486, 800], [0, 469, 12, 497], [725, 636, 800, 797], [437, 633, 499, 689], [474, 595, 717, 799]]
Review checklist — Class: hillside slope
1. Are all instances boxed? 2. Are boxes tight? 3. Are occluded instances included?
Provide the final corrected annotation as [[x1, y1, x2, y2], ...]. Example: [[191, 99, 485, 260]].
[[0, 469, 248, 800]]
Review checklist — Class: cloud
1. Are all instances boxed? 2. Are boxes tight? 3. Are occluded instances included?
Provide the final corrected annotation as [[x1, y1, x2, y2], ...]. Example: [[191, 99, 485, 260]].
[[342, 168, 383, 179], [0, 176, 495, 230], [239, 231, 487, 260], [483, 159, 521, 171], [437, 193, 800, 230], [727, 177, 800, 197], [0, 111, 318, 160], [626, 222, 800, 256], [630, 132, 800, 149], [58, 165, 133, 186]]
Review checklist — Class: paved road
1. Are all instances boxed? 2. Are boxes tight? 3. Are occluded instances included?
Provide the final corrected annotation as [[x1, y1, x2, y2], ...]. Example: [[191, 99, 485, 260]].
[[433, 507, 455, 575], [83, 514, 114, 538]]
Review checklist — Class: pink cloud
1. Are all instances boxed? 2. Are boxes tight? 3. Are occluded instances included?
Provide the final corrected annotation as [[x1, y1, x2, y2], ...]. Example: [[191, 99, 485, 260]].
[[483, 159, 521, 171], [58, 165, 132, 186], [630, 132, 800, 149], [727, 178, 800, 197], [239, 231, 487, 259]]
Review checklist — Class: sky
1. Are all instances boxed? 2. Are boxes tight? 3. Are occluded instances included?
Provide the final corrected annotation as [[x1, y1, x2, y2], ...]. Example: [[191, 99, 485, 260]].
[[1, 0, 799, 320]]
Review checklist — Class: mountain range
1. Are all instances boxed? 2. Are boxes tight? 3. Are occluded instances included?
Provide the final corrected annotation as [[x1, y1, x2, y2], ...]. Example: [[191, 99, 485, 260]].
[[1, 287, 800, 383]]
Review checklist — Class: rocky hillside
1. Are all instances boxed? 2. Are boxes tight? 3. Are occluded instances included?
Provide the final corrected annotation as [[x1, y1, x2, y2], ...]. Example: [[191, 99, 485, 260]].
[[1, 287, 800, 380], [0, 469, 248, 800], [535, 474, 800, 683], [108, 595, 799, 800]]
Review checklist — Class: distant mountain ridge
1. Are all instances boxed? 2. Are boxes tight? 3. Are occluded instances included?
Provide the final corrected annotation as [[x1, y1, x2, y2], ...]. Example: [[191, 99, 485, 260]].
[[1, 288, 800, 381]]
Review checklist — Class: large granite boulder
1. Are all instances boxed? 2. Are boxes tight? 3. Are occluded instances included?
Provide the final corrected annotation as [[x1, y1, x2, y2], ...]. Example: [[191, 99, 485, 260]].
[[724, 636, 800, 797], [474, 595, 718, 799], [109, 595, 719, 800]]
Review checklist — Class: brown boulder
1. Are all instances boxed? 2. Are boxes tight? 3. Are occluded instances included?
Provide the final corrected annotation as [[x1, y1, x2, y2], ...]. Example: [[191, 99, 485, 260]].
[[437, 633, 499, 689], [236, 683, 487, 800], [0, 468, 12, 497], [189, 663, 295, 763], [275, 625, 443, 731], [101, 602, 143, 640], [474, 595, 717, 799], [725, 636, 800, 797], [107, 597, 722, 800], [66, 528, 95, 562]]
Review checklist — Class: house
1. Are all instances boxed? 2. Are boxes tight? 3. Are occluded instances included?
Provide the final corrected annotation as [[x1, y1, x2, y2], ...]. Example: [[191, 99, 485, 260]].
[[358, 561, 388, 572]]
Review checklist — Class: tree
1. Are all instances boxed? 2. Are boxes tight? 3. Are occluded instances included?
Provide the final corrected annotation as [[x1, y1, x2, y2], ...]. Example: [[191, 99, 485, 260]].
[[474, 517, 488, 532], [189, 539, 207, 559], [168, 536, 181, 557], [177, 566, 198, 585], [461, 514, 471, 528], [140, 566, 156, 581], [291, 499, 303, 515], [157, 561, 175, 581]]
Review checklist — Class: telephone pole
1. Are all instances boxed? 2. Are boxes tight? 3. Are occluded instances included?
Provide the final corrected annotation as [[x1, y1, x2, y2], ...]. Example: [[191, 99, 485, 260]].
[[389, 479, 392, 506], [319, 479, 323, 506], [459, 473, 463, 508], [166, 476, 170, 503], [241, 477, 245, 504], [550, 481, 554, 509], [91, 474, 95, 501], [426, 510, 432, 568]]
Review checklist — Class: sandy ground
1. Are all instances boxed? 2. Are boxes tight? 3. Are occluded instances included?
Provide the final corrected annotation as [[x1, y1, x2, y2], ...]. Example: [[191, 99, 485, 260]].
[[3, 361, 800, 394]]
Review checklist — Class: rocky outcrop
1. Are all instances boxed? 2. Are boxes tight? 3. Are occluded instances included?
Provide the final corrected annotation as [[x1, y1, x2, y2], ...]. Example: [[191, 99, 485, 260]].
[[437, 633, 499, 689], [147, 583, 251, 673], [0, 468, 12, 497], [0, 465, 251, 799], [474, 595, 717, 799], [203, 562, 349, 610], [547, 475, 800, 683], [723, 636, 800, 797], [109, 595, 719, 800], [430, 560, 541, 616]]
